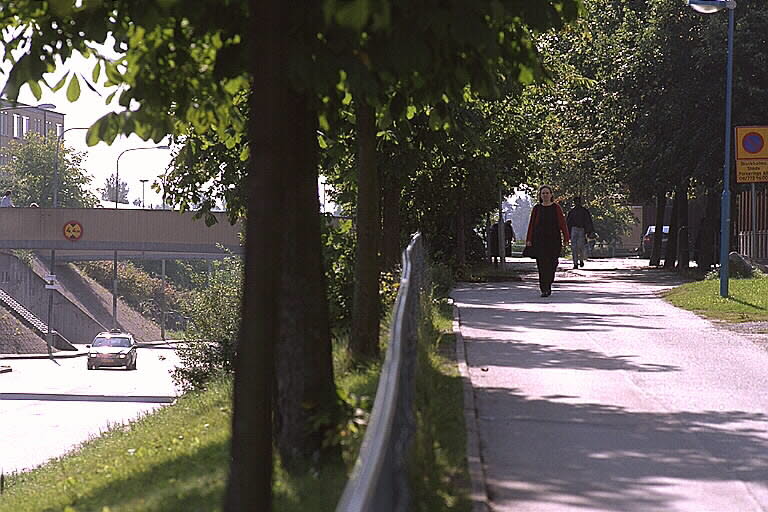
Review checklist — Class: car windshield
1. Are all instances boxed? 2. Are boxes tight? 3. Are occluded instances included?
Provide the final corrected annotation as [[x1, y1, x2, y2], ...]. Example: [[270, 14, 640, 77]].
[[92, 337, 131, 348]]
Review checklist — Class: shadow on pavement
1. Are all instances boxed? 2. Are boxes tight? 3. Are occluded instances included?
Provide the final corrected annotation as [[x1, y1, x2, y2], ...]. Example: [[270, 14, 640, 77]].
[[477, 387, 768, 511], [466, 338, 679, 373]]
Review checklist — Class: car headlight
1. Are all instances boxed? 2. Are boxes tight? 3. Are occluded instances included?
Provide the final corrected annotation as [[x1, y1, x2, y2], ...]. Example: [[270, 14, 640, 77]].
[[118, 353, 126, 358]]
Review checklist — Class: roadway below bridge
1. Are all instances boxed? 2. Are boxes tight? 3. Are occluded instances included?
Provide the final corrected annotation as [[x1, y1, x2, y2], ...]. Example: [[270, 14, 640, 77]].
[[0, 346, 181, 474]]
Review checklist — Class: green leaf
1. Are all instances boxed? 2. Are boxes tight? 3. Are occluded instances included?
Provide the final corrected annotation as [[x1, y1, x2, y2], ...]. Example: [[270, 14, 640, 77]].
[[27, 80, 42, 101], [318, 113, 330, 132], [92, 60, 101, 83], [334, 0, 371, 31], [67, 74, 81, 102], [51, 72, 69, 92]]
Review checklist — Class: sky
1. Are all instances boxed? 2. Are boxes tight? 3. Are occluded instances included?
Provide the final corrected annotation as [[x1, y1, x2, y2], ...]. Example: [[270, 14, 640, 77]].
[[4, 52, 173, 208]]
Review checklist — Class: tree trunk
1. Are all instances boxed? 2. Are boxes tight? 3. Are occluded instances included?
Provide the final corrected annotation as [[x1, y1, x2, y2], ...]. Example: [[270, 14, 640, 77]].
[[650, 191, 666, 267], [225, 1, 283, 508], [455, 185, 466, 266], [274, 92, 340, 472], [485, 213, 492, 264], [350, 100, 380, 362], [382, 166, 401, 272], [664, 188, 680, 269], [677, 182, 689, 271]]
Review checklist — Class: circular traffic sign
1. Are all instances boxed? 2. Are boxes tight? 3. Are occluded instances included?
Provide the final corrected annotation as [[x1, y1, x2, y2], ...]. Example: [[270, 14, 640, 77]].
[[63, 221, 83, 241], [743, 132, 764, 154]]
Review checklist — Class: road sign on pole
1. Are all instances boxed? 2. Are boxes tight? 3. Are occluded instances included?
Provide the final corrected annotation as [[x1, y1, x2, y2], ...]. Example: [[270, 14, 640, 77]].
[[735, 126, 768, 183]]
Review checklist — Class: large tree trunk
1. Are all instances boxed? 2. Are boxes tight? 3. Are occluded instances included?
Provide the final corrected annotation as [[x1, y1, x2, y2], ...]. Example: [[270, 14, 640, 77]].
[[382, 166, 401, 272], [650, 190, 666, 267], [664, 188, 680, 269], [350, 100, 381, 362], [677, 182, 689, 271], [274, 92, 340, 472], [225, 1, 284, 508], [455, 184, 466, 266]]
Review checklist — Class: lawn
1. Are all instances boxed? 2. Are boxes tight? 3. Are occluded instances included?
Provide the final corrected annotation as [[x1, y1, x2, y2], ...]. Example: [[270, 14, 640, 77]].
[[664, 276, 768, 323]]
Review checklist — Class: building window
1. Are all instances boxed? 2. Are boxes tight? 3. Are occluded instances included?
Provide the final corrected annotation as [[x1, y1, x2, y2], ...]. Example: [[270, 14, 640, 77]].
[[13, 114, 20, 138], [0, 271, 10, 283]]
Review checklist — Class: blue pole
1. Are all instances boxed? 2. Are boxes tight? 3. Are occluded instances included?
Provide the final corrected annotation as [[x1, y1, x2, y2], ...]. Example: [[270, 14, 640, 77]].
[[719, 7, 734, 298]]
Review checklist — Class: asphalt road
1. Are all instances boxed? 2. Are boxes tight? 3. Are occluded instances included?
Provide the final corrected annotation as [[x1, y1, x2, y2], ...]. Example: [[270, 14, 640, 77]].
[[454, 258, 768, 512], [0, 346, 180, 474]]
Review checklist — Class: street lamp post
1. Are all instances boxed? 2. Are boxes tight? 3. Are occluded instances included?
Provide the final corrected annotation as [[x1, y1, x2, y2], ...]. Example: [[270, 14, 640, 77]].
[[139, 179, 149, 208], [112, 146, 170, 328], [688, 0, 736, 298], [46, 126, 89, 354]]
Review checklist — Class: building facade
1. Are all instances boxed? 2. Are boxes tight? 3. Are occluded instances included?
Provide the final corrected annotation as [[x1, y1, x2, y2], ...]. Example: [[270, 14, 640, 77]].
[[0, 99, 65, 165]]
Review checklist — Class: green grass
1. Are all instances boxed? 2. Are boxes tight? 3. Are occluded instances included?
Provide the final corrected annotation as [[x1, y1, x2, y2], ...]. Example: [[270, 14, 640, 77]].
[[665, 276, 768, 322], [0, 298, 469, 512], [0, 378, 232, 512], [460, 261, 523, 283], [410, 299, 471, 511]]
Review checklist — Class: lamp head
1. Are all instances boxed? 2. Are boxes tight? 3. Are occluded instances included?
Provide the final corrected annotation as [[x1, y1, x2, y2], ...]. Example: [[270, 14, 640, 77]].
[[687, 0, 735, 13]]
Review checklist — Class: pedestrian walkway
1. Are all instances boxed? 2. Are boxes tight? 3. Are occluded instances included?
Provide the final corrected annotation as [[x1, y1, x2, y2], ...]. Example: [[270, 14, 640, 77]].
[[453, 258, 768, 511]]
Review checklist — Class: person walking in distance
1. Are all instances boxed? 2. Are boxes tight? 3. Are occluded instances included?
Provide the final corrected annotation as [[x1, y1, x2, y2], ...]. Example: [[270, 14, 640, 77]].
[[525, 185, 570, 297], [0, 190, 14, 207], [504, 219, 515, 257], [566, 196, 595, 269]]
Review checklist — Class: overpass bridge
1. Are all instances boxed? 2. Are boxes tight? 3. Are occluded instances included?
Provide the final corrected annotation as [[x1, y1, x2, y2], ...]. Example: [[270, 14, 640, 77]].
[[0, 207, 243, 260]]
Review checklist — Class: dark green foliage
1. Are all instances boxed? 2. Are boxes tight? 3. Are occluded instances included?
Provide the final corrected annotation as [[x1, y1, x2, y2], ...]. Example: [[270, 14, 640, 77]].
[[172, 256, 242, 391], [76, 261, 189, 324], [131, 259, 214, 292]]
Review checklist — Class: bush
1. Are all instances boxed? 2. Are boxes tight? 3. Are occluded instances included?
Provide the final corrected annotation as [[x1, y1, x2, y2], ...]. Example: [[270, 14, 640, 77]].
[[76, 260, 189, 324], [172, 256, 242, 391], [429, 261, 455, 298]]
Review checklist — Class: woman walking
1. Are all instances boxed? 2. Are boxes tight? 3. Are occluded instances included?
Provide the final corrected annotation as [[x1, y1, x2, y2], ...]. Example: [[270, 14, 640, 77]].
[[525, 185, 570, 297]]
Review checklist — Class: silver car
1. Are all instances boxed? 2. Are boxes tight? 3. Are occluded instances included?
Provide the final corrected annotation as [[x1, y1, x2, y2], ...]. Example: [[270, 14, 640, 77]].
[[86, 330, 138, 370]]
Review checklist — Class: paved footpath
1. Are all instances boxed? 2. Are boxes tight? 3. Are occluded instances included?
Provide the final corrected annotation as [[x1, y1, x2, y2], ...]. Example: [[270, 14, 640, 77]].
[[453, 258, 768, 512]]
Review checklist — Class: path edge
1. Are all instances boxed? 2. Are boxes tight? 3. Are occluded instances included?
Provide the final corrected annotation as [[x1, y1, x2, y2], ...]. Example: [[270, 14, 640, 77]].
[[453, 301, 490, 512]]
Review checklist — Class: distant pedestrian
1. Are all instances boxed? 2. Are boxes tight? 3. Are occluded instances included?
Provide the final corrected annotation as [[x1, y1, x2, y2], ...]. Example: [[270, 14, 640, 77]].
[[587, 231, 598, 258], [489, 222, 501, 265], [566, 196, 595, 269], [0, 190, 14, 208], [504, 220, 515, 256], [525, 185, 570, 297]]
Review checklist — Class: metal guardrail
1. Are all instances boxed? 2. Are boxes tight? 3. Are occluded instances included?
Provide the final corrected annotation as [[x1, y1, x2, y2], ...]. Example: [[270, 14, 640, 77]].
[[336, 233, 425, 512]]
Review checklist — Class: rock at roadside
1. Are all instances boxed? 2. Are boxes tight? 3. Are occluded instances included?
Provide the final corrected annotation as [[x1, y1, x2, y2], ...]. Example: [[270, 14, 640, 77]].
[[729, 251, 754, 278]]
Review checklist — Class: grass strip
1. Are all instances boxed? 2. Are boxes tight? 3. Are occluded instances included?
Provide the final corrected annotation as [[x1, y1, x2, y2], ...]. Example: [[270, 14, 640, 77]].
[[664, 276, 768, 323]]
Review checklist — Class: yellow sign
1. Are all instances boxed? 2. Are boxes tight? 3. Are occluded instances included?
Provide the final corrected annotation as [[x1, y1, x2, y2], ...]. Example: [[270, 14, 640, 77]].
[[736, 160, 768, 184], [63, 221, 83, 241]]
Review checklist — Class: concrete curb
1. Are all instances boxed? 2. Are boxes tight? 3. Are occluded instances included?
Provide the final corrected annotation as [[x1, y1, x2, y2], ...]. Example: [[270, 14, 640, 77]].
[[0, 349, 87, 360], [453, 302, 491, 512]]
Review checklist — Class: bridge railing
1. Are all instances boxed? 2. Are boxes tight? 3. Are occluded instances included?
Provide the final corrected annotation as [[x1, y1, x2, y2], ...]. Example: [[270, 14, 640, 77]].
[[336, 233, 426, 512]]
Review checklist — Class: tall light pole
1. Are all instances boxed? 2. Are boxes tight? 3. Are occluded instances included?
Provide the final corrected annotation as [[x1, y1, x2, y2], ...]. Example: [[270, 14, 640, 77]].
[[46, 126, 89, 354], [688, 0, 736, 297], [112, 145, 170, 328], [139, 179, 149, 208]]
